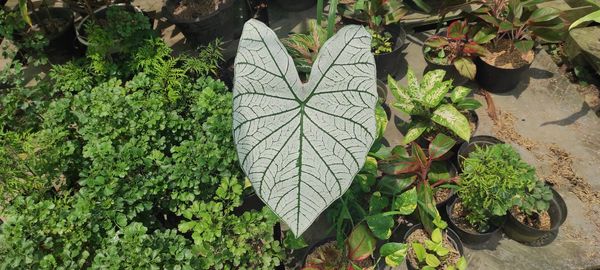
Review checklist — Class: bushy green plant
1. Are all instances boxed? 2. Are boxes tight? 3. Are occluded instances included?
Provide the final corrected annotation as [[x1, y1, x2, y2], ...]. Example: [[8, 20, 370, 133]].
[[515, 180, 553, 216], [387, 68, 481, 144], [0, 37, 282, 268], [458, 144, 537, 231], [410, 228, 467, 270], [0, 8, 48, 65]]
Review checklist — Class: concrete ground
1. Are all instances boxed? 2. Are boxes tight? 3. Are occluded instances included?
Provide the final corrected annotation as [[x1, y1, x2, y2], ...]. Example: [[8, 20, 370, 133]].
[[4, 0, 600, 269]]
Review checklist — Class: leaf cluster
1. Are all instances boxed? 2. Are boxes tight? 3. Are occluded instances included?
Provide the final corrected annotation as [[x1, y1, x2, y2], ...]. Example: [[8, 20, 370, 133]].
[[411, 228, 467, 270], [424, 20, 491, 80], [458, 143, 537, 231], [388, 68, 482, 144]]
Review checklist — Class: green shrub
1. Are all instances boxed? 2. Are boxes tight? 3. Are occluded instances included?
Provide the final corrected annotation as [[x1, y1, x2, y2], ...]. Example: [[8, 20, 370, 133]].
[[0, 35, 282, 268], [458, 144, 536, 231]]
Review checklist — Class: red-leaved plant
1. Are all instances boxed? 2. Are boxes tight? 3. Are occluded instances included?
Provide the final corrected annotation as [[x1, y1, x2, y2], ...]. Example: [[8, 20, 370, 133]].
[[379, 133, 459, 233], [423, 20, 491, 80]]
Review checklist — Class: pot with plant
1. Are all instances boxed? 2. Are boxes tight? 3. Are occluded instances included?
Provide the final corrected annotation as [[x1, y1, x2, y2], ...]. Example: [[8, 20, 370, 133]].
[[164, 0, 246, 45], [423, 20, 491, 85], [504, 180, 567, 246], [75, 2, 146, 47], [469, 0, 564, 92], [448, 143, 541, 246], [387, 69, 481, 146], [10, 0, 75, 55], [339, 0, 408, 79], [455, 135, 503, 171], [403, 223, 467, 270]]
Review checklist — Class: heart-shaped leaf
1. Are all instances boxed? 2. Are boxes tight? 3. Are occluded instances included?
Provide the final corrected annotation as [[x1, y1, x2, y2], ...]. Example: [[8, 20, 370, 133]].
[[233, 20, 377, 236], [393, 187, 417, 215], [347, 223, 377, 261]]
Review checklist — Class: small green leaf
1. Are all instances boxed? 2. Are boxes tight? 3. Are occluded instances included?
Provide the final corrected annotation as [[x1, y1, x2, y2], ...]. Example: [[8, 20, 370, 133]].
[[472, 27, 496, 43], [283, 231, 308, 249], [529, 7, 560, 22], [394, 187, 418, 215], [402, 120, 429, 144], [431, 228, 443, 243], [380, 242, 408, 257], [377, 175, 416, 195], [369, 192, 389, 214], [425, 254, 441, 267], [178, 221, 196, 233], [366, 214, 394, 240], [412, 242, 427, 262], [514, 40, 534, 53], [455, 98, 482, 110], [457, 256, 468, 270], [450, 86, 472, 103]]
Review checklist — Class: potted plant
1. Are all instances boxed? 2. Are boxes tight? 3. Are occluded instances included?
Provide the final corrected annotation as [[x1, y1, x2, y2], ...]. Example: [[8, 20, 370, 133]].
[[423, 20, 491, 85], [274, 0, 317, 11], [469, 0, 564, 92], [447, 143, 536, 246], [75, 2, 146, 47], [455, 135, 504, 171], [282, 19, 328, 81], [387, 68, 481, 145], [163, 0, 246, 45], [6, 0, 75, 60], [504, 178, 567, 245], [338, 0, 408, 79], [403, 224, 467, 270]]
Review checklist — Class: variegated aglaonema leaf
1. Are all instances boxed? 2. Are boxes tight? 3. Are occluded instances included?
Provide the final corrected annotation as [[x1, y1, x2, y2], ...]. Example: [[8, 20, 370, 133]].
[[432, 104, 471, 141], [233, 19, 377, 236]]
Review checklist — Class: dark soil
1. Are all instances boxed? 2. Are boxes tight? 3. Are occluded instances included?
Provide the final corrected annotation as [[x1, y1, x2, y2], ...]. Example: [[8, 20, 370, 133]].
[[171, 0, 225, 20], [434, 188, 452, 205], [481, 39, 535, 69], [511, 207, 552, 230], [406, 228, 461, 269], [450, 201, 483, 234]]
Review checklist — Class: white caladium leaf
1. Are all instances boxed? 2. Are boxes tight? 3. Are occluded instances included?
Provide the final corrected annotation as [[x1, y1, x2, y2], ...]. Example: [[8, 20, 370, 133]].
[[233, 19, 377, 236]]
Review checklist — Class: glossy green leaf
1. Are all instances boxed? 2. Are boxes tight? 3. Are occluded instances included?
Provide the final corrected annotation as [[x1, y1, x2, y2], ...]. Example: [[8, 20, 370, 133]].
[[456, 98, 482, 110], [393, 187, 417, 215], [432, 104, 471, 141], [514, 40, 535, 53], [529, 7, 560, 22], [234, 20, 377, 236], [377, 175, 416, 195], [450, 86, 472, 103], [431, 228, 442, 243], [402, 120, 429, 144], [569, 10, 600, 30], [366, 213, 394, 240], [369, 192, 389, 214], [18, 0, 32, 26], [425, 254, 441, 267], [380, 242, 408, 266], [422, 80, 452, 108], [457, 257, 468, 270], [412, 242, 427, 262], [375, 103, 388, 139], [472, 27, 496, 44], [417, 182, 438, 233]]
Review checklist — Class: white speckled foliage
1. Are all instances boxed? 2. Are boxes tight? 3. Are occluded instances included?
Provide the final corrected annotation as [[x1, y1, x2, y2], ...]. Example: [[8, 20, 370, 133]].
[[232, 19, 377, 236]]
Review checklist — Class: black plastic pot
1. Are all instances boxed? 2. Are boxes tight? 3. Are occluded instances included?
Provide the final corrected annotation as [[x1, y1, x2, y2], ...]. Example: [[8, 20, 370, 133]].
[[403, 224, 464, 270], [474, 55, 533, 93], [376, 79, 388, 104], [76, 4, 144, 47], [551, 187, 568, 226], [15, 7, 75, 53], [374, 25, 407, 80], [503, 190, 565, 246], [164, 0, 246, 45], [456, 135, 504, 171], [446, 196, 506, 246], [274, 0, 317, 11]]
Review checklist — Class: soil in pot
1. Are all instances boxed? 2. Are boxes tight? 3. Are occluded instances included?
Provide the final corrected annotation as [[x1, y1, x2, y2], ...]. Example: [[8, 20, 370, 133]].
[[481, 39, 534, 69], [510, 207, 551, 231], [450, 200, 482, 234], [405, 228, 461, 269], [170, 0, 226, 20], [434, 188, 453, 205], [304, 240, 374, 268]]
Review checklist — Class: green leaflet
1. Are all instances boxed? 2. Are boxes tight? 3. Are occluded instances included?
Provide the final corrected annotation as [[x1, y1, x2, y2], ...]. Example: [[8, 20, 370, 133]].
[[432, 104, 471, 141], [403, 120, 428, 144], [450, 86, 472, 103]]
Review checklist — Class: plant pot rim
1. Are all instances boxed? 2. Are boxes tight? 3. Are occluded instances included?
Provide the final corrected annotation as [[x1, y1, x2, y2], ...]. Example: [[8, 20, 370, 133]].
[[75, 3, 144, 46], [164, 0, 235, 23], [447, 196, 506, 236], [302, 237, 337, 267], [456, 135, 503, 170]]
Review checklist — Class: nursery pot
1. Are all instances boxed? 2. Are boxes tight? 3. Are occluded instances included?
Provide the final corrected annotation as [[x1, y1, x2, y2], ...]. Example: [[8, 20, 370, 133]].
[[456, 135, 503, 171], [434, 162, 458, 215], [503, 190, 565, 245], [274, 0, 317, 11], [403, 224, 464, 270], [551, 187, 568, 226], [164, 0, 246, 46], [474, 54, 533, 93], [374, 25, 407, 80], [16, 7, 75, 53], [422, 39, 469, 86], [446, 196, 506, 246], [75, 4, 144, 47]]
